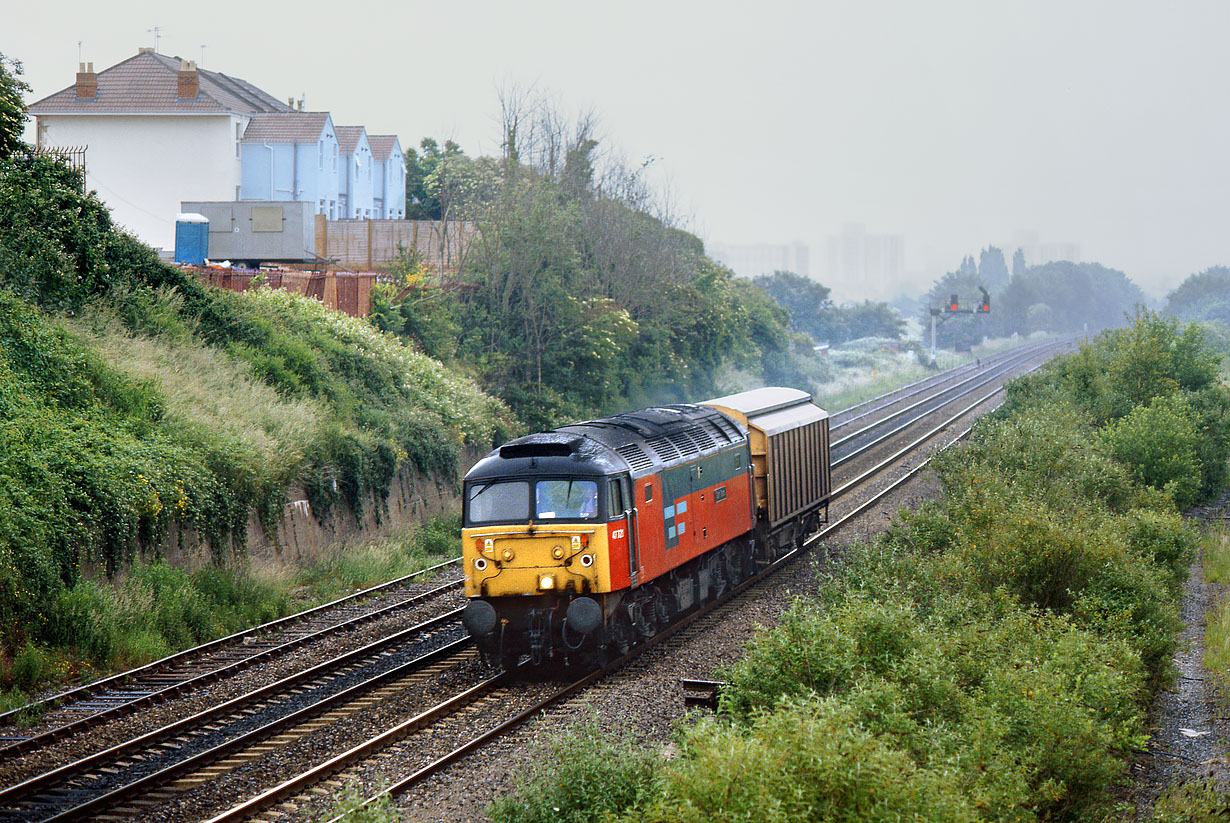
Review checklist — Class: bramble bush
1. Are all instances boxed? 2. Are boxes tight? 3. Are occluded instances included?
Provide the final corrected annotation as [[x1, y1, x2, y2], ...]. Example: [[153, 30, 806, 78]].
[[489, 312, 1217, 822], [487, 716, 661, 823], [0, 150, 510, 691]]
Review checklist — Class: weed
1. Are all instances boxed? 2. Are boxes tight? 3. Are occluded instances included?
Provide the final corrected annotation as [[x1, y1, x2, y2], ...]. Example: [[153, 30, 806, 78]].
[[488, 714, 661, 823]]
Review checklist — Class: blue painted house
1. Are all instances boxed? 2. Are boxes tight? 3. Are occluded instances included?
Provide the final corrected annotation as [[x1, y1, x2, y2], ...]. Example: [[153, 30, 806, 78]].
[[240, 112, 341, 218], [368, 135, 405, 219], [336, 126, 374, 219]]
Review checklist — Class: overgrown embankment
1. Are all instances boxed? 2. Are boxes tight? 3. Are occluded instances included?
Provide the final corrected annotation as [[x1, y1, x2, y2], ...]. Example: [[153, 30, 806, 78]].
[[0, 155, 508, 694], [490, 311, 1230, 823]]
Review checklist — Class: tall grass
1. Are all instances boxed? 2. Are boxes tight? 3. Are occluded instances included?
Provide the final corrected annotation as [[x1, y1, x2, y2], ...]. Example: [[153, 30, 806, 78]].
[[67, 290, 326, 481], [1204, 529, 1230, 709]]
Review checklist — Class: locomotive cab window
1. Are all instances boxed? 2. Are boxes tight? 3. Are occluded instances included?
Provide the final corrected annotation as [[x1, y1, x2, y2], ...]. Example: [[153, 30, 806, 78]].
[[608, 479, 625, 518], [467, 480, 529, 524], [536, 479, 599, 520]]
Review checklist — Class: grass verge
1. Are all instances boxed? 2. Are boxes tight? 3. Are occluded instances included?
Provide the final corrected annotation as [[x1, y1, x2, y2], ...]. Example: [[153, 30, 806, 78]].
[[0, 513, 461, 710]]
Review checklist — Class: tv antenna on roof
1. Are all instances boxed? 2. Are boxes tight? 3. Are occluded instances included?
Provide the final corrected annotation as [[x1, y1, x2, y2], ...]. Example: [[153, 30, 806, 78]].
[[147, 25, 165, 52], [200, 44, 207, 65]]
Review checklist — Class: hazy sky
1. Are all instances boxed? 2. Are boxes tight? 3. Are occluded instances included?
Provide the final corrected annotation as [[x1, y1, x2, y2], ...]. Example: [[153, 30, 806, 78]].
[[7, 0, 1230, 300]]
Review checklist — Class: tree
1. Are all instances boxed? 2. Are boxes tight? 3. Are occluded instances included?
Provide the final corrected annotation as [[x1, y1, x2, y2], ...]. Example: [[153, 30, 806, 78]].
[[752, 271, 832, 341], [996, 261, 1144, 337], [1164, 266, 1230, 325], [978, 246, 1009, 292], [0, 52, 30, 160], [1013, 248, 1026, 277]]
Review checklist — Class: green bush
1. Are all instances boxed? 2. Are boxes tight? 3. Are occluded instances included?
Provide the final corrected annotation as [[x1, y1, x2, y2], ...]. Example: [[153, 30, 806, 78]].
[[0, 150, 510, 678], [1102, 394, 1202, 508], [1152, 780, 1230, 823], [488, 715, 661, 823], [627, 700, 975, 823]]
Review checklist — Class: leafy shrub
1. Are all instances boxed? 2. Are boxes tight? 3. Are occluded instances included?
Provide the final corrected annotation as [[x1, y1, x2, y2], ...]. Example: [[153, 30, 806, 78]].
[[1102, 394, 1202, 508], [1152, 780, 1230, 823], [488, 715, 661, 823], [627, 700, 975, 823]]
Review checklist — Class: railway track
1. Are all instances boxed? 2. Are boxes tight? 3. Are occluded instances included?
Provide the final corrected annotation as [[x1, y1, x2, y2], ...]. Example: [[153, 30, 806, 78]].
[[0, 338, 1071, 823], [0, 559, 465, 755], [196, 341, 1070, 823]]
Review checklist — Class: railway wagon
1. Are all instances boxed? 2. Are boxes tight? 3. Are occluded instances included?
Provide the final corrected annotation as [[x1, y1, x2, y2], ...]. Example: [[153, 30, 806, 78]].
[[460, 387, 830, 667]]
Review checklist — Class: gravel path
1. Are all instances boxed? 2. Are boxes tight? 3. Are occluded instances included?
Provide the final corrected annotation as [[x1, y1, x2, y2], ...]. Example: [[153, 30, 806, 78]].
[[1131, 495, 1230, 814]]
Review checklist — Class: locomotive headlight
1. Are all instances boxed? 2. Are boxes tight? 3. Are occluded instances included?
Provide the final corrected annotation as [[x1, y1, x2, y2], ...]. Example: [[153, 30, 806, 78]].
[[580, 554, 594, 568], [539, 575, 555, 590], [552, 545, 565, 560], [474, 557, 488, 571], [501, 548, 515, 562]]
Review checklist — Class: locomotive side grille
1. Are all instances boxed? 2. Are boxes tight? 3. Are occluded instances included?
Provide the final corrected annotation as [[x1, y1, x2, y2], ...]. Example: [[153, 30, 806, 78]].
[[616, 443, 654, 472], [645, 435, 683, 462]]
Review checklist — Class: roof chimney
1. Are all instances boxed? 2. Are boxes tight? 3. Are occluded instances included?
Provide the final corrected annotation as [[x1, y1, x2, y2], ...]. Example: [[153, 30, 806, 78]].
[[177, 60, 199, 100], [75, 62, 97, 99]]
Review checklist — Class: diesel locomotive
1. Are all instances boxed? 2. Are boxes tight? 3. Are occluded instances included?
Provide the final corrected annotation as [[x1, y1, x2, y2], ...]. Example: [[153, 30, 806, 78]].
[[459, 387, 831, 668]]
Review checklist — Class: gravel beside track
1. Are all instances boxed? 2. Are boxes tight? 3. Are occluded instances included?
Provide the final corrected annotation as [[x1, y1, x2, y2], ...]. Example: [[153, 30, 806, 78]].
[[0, 585, 467, 789], [1129, 492, 1230, 814], [3, 341, 1070, 823], [390, 403, 992, 822]]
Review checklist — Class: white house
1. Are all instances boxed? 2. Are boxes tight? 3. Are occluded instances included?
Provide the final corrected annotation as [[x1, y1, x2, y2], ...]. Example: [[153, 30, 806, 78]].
[[29, 49, 409, 253], [368, 135, 405, 219], [28, 48, 292, 252]]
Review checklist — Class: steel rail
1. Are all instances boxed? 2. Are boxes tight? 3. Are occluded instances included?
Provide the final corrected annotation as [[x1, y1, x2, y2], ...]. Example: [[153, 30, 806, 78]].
[[828, 337, 1053, 426], [41, 638, 473, 823], [829, 342, 1060, 470], [831, 338, 1062, 452], [1, 342, 1045, 738], [214, 349, 1063, 823], [0, 555, 462, 730], [0, 606, 467, 807]]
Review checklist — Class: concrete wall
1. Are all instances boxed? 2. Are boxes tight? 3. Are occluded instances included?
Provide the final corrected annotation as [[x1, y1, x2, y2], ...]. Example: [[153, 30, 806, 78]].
[[38, 112, 247, 251], [158, 446, 484, 574]]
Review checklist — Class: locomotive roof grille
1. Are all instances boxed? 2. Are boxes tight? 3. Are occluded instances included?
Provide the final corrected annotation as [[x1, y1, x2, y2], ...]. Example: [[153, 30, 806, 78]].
[[615, 443, 654, 472], [667, 430, 702, 457], [644, 435, 683, 462]]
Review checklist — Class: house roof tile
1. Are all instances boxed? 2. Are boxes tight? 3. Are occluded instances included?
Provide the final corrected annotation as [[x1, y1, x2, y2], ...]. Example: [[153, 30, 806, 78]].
[[335, 126, 367, 155], [241, 112, 332, 143], [367, 135, 401, 162], [29, 50, 292, 115]]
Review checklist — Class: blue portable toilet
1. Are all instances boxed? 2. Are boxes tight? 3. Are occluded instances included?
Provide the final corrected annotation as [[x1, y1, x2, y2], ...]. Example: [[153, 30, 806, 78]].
[[174, 213, 209, 266]]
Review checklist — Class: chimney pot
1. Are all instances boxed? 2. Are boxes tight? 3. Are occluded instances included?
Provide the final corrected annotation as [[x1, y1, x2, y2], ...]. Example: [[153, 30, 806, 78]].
[[87, 62, 93, 72]]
